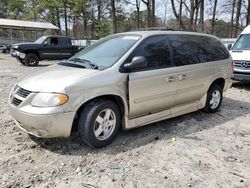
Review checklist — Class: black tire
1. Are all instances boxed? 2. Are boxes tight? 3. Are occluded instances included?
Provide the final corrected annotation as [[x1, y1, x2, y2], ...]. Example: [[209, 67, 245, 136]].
[[203, 85, 223, 113], [24, 53, 39, 66], [78, 99, 121, 148]]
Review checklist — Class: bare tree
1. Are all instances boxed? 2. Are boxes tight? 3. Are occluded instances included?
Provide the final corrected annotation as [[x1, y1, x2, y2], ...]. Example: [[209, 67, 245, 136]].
[[141, 0, 156, 27], [63, 0, 68, 36], [211, 0, 218, 34], [194, 0, 201, 31], [179, 0, 183, 30], [200, 0, 204, 31], [152, 0, 155, 27], [230, 0, 236, 37], [235, 0, 242, 37], [136, 0, 141, 29], [161, 0, 168, 27], [110, 0, 117, 33], [188, 0, 195, 30], [246, 0, 250, 26], [170, 0, 187, 30], [141, 0, 152, 27]]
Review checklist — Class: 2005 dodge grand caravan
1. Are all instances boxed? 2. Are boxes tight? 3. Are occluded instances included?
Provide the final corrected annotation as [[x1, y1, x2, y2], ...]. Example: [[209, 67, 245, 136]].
[[9, 31, 233, 147]]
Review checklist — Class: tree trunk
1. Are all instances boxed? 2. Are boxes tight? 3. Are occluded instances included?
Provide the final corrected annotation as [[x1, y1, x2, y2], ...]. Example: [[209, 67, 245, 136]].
[[189, 0, 195, 31], [64, 0, 68, 36], [96, 0, 101, 37], [200, 0, 204, 31], [136, 0, 140, 29], [91, 7, 95, 39], [111, 0, 117, 33], [141, 0, 151, 27], [194, 6, 199, 31], [235, 0, 242, 37], [152, 0, 155, 27], [246, 0, 250, 26], [230, 0, 236, 37], [211, 0, 218, 34], [56, 8, 61, 35], [179, 0, 183, 30], [170, 0, 187, 30]]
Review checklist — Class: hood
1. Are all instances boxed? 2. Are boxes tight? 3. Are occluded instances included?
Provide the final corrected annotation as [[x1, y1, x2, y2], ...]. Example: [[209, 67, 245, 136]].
[[230, 50, 250, 61], [18, 63, 98, 92], [11, 42, 38, 48]]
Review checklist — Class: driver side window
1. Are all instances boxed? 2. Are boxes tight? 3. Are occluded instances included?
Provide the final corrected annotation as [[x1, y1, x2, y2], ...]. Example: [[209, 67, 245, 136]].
[[126, 35, 172, 71], [44, 37, 58, 46]]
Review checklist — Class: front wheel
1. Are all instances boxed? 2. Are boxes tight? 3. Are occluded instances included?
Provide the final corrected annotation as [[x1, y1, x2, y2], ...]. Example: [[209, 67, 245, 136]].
[[24, 53, 39, 66], [18, 58, 25, 65], [203, 85, 223, 113], [78, 99, 121, 148]]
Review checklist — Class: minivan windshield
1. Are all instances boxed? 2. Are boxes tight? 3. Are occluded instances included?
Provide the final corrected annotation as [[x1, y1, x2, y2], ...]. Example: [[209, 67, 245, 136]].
[[34, 36, 47, 44], [69, 34, 141, 68], [232, 34, 250, 50]]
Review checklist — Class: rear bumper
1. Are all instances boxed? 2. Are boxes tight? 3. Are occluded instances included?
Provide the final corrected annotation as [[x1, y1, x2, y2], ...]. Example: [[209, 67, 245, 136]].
[[8, 104, 75, 138], [224, 78, 233, 91], [232, 73, 250, 82]]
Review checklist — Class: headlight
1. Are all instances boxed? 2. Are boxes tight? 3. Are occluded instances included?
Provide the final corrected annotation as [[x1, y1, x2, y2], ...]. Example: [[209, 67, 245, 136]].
[[16, 51, 26, 59], [31, 93, 68, 107], [12, 45, 18, 49]]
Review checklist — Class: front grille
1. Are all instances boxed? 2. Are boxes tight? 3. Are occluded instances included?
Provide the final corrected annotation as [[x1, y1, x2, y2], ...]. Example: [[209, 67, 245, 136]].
[[233, 61, 250, 70], [10, 86, 32, 107], [11, 97, 22, 106], [16, 87, 32, 98]]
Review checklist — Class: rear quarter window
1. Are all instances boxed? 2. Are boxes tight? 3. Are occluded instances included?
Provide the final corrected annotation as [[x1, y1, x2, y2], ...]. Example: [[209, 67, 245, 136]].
[[168, 34, 229, 66], [60, 37, 71, 46], [202, 36, 229, 61]]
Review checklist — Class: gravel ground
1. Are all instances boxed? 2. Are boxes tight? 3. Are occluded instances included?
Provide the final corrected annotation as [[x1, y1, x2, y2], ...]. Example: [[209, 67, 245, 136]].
[[0, 53, 250, 188]]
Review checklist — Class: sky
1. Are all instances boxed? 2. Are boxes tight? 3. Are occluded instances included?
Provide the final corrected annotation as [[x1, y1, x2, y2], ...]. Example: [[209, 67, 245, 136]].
[[129, 0, 233, 22]]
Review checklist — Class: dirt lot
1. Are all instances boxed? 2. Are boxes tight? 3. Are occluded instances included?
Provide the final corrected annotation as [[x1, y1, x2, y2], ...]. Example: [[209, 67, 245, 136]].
[[0, 53, 250, 188]]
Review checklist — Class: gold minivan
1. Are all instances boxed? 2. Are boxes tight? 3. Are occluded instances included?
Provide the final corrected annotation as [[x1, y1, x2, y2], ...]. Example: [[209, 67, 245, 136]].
[[9, 31, 233, 147]]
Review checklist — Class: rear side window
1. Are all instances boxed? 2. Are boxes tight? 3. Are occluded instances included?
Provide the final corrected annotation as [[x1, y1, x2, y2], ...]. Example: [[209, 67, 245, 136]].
[[60, 37, 71, 46], [169, 34, 229, 66], [203, 36, 229, 61], [126, 35, 172, 70]]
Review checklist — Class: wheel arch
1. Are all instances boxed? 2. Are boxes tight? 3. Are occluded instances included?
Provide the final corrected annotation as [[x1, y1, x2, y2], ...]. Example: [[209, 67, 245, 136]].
[[24, 50, 40, 60], [208, 77, 225, 92], [71, 94, 127, 134]]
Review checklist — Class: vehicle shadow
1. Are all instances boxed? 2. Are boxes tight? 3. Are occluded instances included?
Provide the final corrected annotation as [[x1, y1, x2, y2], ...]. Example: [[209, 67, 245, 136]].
[[32, 97, 250, 155], [232, 82, 250, 91]]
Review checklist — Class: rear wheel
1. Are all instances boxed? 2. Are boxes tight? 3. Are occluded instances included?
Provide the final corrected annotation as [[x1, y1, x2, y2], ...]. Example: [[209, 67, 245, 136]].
[[78, 99, 121, 148], [203, 85, 223, 113], [24, 53, 39, 66]]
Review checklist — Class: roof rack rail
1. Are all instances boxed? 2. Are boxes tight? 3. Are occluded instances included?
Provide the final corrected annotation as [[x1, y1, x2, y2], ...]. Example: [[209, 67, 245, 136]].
[[132, 27, 177, 31]]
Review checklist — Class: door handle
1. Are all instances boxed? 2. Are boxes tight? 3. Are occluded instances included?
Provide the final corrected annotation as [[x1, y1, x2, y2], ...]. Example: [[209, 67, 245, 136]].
[[178, 74, 187, 81], [166, 76, 176, 82]]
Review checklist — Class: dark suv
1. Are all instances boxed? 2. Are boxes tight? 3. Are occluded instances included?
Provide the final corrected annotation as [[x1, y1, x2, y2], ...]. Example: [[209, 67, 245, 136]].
[[10, 36, 84, 66]]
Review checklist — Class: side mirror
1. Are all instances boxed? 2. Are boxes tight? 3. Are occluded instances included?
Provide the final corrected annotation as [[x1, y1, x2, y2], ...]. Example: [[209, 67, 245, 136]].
[[124, 56, 147, 71], [227, 43, 232, 50]]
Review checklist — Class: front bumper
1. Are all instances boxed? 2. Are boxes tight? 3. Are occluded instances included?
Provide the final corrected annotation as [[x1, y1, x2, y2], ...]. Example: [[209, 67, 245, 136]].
[[232, 73, 250, 82], [8, 104, 75, 138], [10, 49, 25, 59]]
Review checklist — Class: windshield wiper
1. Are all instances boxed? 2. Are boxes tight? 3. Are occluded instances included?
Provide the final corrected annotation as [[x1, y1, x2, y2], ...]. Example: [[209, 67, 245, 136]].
[[70, 58, 98, 69]]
